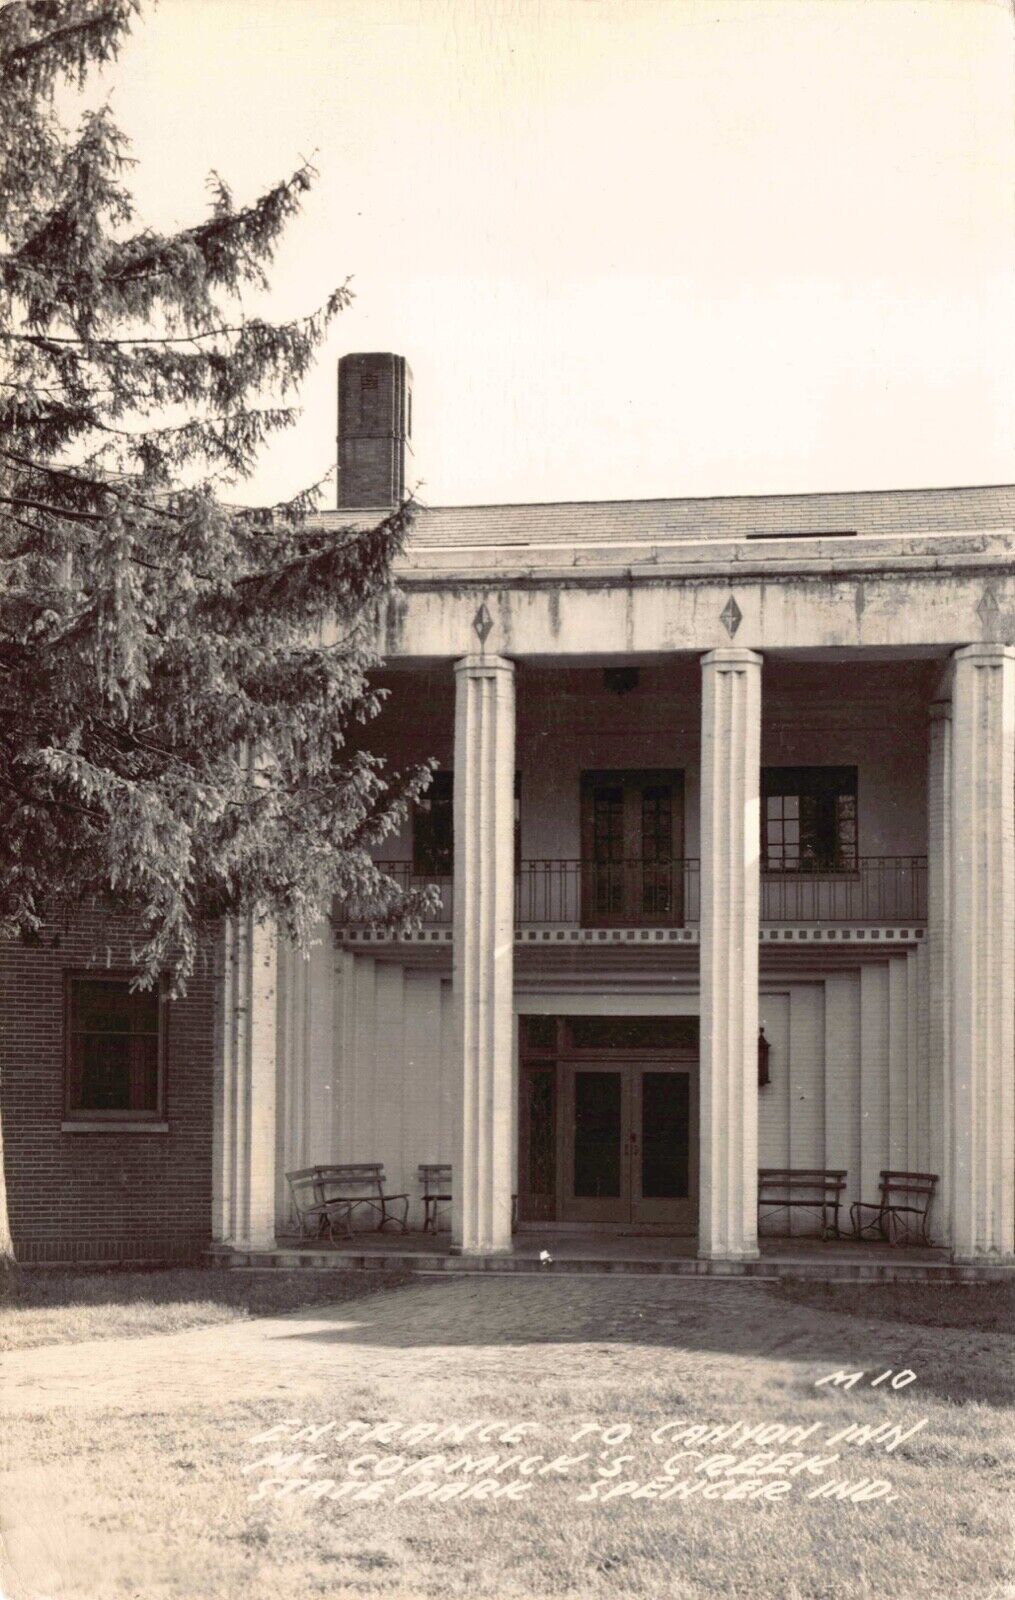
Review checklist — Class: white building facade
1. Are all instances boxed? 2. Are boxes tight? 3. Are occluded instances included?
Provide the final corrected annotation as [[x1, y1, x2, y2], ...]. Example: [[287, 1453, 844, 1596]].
[[213, 355, 1015, 1267]]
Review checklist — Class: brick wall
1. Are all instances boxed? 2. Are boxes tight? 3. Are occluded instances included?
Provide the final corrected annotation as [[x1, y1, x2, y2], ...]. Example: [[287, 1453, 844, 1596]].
[[1, 910, 217, 1264]]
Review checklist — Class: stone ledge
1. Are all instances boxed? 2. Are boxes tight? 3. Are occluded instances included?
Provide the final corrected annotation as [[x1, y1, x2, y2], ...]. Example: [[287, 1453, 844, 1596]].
[[204, 1245, 1012, 1283], [334, 924, 926, 947]]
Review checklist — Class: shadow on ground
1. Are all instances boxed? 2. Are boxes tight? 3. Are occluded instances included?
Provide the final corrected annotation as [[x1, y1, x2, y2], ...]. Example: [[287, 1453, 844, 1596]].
[[275, 1276, 1013, 1409]]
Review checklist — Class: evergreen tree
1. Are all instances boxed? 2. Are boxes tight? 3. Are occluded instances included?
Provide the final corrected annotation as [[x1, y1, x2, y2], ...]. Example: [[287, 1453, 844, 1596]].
[[1, 0, 433, 976], [0, 1, 435, 1256]]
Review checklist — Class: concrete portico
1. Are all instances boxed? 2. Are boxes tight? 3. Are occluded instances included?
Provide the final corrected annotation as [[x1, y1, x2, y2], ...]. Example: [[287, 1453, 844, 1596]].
[[206, 362, 1014, 1274], [213, 626, 1015, 1269], [430, 633, 1014, 1265]]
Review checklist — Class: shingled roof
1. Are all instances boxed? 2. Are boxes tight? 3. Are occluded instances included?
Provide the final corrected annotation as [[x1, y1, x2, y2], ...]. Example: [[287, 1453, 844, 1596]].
[[312, 484, 1014, 552]]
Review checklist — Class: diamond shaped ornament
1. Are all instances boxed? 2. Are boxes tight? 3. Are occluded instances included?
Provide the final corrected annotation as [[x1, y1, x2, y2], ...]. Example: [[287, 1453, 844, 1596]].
[[720, 595, 742, 638], [472, 603, 493, 644], [977, 587, 1000, 628]]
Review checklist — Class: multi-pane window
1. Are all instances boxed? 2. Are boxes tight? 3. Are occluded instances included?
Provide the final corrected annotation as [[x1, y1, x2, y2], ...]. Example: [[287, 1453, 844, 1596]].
[[641, 783, 674, 917], [591, 784, 625, 916], [65, 977, 163, 1118], [580, 770, 685, 924], [762, 767, 858, 871]]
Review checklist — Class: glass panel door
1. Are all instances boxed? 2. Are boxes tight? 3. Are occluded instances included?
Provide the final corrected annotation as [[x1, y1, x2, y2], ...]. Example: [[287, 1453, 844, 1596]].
[[574, 1071, 623, 1198], [580, 773, 685, 927], [640, 785, 674, 920], [559, 1065, 631, 1223], [558, 1060, 697, 1229], [590, 785, 625, 919], [630, 1065, 697, 1231]]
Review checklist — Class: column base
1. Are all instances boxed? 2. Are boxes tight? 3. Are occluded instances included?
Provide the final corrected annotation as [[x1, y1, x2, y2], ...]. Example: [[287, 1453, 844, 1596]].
[[697, 1246, 761, 1263], [950, 1252, 1015, 1268], [215, 1234, 278, 1255], [206, 1242, 236, 1267], [450, 1243, 514, 1257]]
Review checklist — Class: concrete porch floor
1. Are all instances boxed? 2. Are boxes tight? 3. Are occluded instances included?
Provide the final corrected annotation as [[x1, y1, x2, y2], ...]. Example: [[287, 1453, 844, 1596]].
[[212, 1229, 1013, 1281]]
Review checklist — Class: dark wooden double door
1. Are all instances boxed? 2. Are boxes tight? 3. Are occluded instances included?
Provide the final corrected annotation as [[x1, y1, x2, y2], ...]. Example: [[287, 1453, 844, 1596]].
[[519, 1017, 698, 1233], [560, 1059, 697, 1229]]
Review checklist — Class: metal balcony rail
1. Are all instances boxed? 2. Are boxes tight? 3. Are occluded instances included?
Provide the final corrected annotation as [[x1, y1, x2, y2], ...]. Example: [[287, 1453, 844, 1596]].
[[517, 859, 700, 927], [337, 856, 927, 929], [759, 855, 927, 924]]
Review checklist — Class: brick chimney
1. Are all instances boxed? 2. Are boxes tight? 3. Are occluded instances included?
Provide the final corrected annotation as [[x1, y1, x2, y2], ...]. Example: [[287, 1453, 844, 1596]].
[[336, 352, 413, 508]]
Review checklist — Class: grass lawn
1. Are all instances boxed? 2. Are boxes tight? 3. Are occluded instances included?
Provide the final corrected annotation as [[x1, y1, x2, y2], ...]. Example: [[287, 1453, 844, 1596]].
[[0, 1270, 1012, 1600], [0, 1264, 412, 1350]]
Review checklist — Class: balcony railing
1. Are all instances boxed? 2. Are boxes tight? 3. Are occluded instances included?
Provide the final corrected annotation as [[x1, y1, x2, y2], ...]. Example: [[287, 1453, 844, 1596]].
[[759, 856, 927, 923], [518, 859, 700, 926], [340, 856, 927, 928]]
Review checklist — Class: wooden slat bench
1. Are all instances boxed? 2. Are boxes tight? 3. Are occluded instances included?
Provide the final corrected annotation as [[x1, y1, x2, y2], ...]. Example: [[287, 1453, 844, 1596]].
[[418, 1164, 519, 1235], [418, 1164, 452, 1233], [758, 1168, 847, 1241], [286, 1164, 409, 1242], [850, 1170, 938, 1246], [286, 1167, 336, 1242]]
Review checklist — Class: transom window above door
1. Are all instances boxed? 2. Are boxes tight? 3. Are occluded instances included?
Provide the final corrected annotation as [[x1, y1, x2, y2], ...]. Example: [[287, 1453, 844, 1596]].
[[762, 766, 858, 871]]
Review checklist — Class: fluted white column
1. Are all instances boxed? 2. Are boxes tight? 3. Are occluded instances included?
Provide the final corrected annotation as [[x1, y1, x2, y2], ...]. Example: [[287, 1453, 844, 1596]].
[[699, 647, 762, 1260], [452, 654, 516, 1254], [926, 699, 952, 1245], [949, 644, 1015, 1261], [212, 916, 278, 1251]]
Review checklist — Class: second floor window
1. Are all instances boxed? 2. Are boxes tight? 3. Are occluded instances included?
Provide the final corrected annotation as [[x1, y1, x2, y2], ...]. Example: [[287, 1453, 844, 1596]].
[[413, 771, 454, 876], [412, 772, 521, 876], [762, 766, 858, 871]]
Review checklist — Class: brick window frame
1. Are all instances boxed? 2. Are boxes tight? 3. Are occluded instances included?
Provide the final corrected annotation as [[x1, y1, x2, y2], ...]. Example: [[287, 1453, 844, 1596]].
[[63, 973, 167, 1124]]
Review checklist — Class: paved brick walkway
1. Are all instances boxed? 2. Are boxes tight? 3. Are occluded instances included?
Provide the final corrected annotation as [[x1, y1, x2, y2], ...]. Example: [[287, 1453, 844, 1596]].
[[0, 1275, 952, 1420]]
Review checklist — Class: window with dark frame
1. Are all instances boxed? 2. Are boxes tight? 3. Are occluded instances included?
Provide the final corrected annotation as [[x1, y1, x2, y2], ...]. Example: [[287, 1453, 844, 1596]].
[[762, 766, 858, 872], [411, 772, 522, 877], [65, 976, 163, 1119], [413, 771, 454, 875]]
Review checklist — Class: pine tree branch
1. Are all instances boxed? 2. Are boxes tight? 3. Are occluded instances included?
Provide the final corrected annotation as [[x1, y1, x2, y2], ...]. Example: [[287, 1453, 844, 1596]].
[[0, 6, 128, 81], [0, 511, 51, 554], [100, 163, 315, 290], [2, 323, 250, 347], [0, 769, 104, 825], [1, 450, 186, 523], [0, 493, 101, 524], [1, 284, 349, 348]]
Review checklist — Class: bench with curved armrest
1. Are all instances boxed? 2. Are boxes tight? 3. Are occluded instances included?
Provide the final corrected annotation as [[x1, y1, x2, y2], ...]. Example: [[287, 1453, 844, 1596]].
[[850, 1170, 937, 1246], [286, 1163, 409, 1241]]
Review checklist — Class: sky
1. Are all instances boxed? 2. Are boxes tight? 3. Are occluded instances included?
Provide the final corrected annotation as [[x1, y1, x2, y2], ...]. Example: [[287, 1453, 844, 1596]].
[[91, 0, 1014, 508]]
